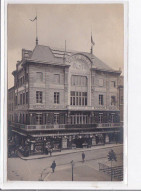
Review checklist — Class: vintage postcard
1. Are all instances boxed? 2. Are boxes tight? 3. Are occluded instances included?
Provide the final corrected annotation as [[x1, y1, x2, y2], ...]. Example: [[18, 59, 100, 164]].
[[2, 2, 126, 189]]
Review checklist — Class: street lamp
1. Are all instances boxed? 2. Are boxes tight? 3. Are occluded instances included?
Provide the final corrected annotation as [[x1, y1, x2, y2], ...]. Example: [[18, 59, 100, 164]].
[[71, 160, 74, 181]]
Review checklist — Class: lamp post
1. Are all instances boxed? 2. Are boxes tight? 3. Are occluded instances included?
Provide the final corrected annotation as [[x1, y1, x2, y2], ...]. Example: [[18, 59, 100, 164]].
[[107, 149, 117, 181], [71, 160, 74, 181]]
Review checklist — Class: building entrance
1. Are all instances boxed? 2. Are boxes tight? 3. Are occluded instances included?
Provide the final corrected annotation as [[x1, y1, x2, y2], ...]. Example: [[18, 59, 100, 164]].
[[73, 137, 92, 148]]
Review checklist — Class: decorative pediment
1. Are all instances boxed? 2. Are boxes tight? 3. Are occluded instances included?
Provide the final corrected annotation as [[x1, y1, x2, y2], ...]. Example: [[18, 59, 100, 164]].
[[66, 54, 91, 73]]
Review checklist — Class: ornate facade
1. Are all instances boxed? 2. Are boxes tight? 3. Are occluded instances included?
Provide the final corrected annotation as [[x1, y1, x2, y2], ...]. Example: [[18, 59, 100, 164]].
[[8, 44, 122, 155]]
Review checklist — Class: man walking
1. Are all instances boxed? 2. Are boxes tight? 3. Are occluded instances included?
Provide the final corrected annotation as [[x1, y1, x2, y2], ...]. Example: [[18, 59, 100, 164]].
[[49, 148, 52, 156], [51, 160, 56, 173], [82, 152, 85, 162]]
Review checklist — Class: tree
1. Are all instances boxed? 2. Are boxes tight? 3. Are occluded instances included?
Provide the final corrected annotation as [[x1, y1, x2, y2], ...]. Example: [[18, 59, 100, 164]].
[[107, 149, 117, 181]]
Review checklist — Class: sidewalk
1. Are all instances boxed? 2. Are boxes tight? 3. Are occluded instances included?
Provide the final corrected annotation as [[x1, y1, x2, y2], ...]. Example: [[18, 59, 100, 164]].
[[18, 143, 123, 161]]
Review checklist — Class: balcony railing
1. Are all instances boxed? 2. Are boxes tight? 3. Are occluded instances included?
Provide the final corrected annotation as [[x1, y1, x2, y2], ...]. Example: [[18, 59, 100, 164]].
[[10, 122, 121, 132], [97, 123, 121, 128]]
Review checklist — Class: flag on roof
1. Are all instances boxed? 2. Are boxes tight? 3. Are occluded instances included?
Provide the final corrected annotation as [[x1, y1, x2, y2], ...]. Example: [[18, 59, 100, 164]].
[[30, 16, 37, 22], [91, 34, 95, 46]]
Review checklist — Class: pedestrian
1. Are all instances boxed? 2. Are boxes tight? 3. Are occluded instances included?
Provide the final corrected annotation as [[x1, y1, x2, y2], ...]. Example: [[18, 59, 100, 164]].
[[82, 151, 85, 162], [51, 160, 56, 173], [49, 148, 52, 156]]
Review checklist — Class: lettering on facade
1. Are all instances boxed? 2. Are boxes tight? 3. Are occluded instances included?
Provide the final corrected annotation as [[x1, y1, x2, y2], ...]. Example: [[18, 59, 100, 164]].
[[32, 105, 45, 109], [66, 54, 91, 72]]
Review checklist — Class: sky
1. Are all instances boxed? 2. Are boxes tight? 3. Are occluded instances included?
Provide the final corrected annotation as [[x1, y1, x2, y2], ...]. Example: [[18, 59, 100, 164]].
[[8, 4, 124, 88]]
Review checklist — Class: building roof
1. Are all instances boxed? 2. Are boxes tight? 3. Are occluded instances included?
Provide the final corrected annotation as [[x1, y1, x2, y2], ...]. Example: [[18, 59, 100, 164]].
[[28, 45, 64, 66], [8, 86, 15, 92], [81, 52, 113, 72], [24, 44, 120, 73]]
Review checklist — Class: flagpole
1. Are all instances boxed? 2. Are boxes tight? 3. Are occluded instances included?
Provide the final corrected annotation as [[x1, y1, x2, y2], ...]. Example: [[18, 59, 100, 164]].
[[36, 11, 38, 45], [91, 29, 93, 55], [90, 28, 94, 107], [63, 40, 66, 64], [65, 40, 66, 53]]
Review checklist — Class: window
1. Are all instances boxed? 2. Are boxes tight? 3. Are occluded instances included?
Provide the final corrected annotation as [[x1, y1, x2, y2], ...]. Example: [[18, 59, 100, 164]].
[[18, 79, 20, 87], [72, 76, 75, 86], [23, 114, 25, 124], [71, 75, 87, 86], [83, 92, 87, 106], [111, 81, 116, 88], [81, 76, 87, 86], [70, 114, 88, 124], [99, 114, 103, 123], [18, 79, 21, 87], [54, 74, 60, 84], [111, 96, 116, 105], [70, 91, 75, 105], [23, 93, 25, 104], [20, 114, 22, 123], [22, 76, 25, 84], [54, 114, 59, 124], [26, 73, 28, 81], [26, 92, 28, 104], [99, 95, 104, 105], [99, 79, 104, 87], [76, 92, 79, 105], [20, 77, 22, 86], [15, 96, 17, 106], [120, 96, 123, 104], [36, 114, 43, 125], [70, 91, 87, 106], [20, 94, 22, 105], [54, 92, 60, 104], [92, 76, 95, 85], [26, 114, 29, 124], [79, 92, 81, 106], [36, 91, 43, 103], [36, 72, 43, 82], [111, 113, 115, 123]]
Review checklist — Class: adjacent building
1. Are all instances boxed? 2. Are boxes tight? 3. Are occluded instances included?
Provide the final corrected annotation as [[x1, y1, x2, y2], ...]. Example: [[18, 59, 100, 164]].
[[118, 75, 124, 143], [8, 86, 15, 123], [118, 76, 124, 123], [8, 43, 122, 155]]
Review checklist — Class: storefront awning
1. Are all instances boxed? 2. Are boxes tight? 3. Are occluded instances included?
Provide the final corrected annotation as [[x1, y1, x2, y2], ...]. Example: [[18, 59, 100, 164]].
[[12, 130, 27, 137], [30, 130, 120, 138]]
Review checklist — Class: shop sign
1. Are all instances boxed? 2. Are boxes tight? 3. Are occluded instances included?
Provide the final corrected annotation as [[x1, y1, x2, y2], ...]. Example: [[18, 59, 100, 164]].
[[105, 135, 109, 143], [92, 137, 96, 145], [62, 138, 67, 148], [31, 144, 34, 151], [69, 136, 72, 141]]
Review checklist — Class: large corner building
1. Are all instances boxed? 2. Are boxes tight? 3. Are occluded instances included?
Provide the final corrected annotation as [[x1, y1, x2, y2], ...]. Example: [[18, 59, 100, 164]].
[[8, 42, 122, 155]]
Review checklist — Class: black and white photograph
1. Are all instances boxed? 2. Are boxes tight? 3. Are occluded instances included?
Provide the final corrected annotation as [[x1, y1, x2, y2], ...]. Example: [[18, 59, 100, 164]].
[[7, 3, 124, 182]]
